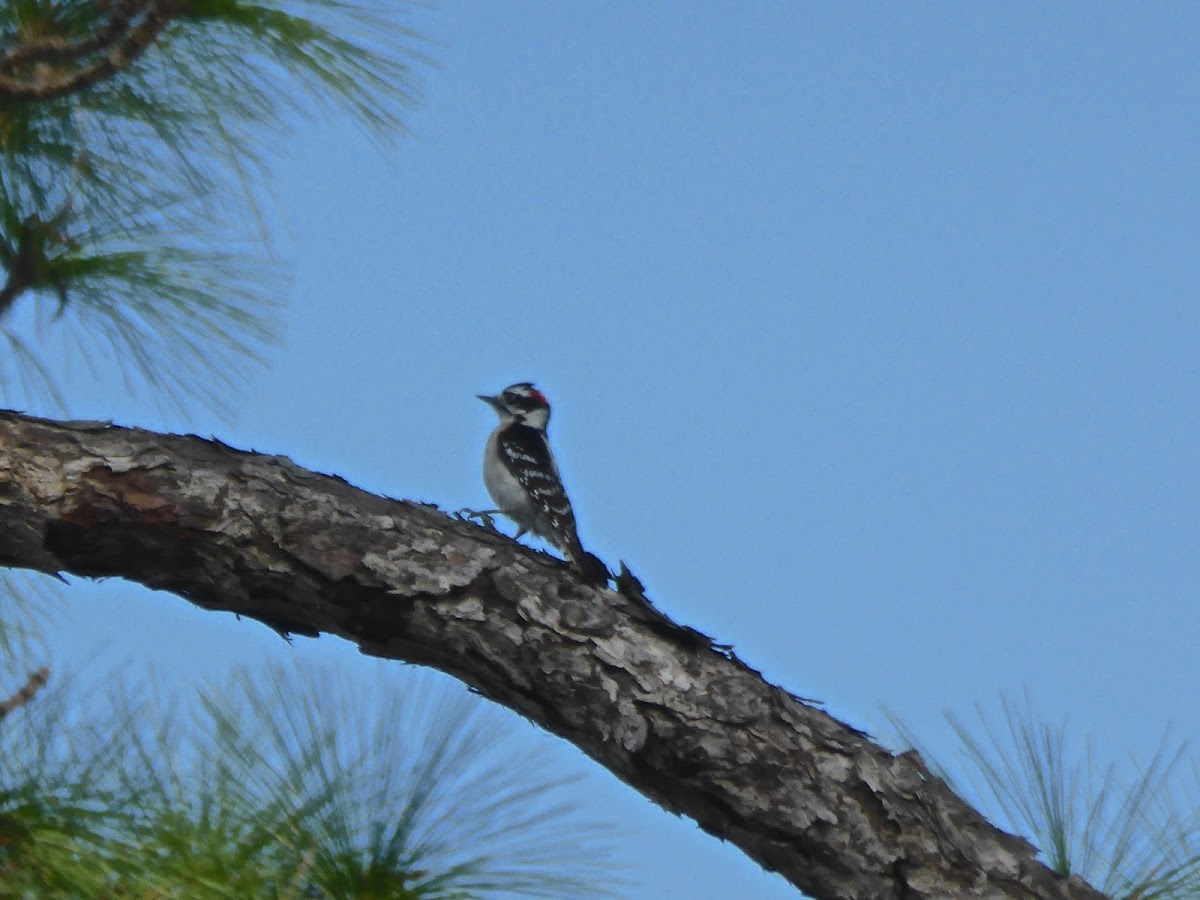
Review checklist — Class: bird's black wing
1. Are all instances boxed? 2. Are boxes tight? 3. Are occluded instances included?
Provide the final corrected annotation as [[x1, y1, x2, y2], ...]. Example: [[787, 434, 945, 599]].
[[498, 423, 586, 568]]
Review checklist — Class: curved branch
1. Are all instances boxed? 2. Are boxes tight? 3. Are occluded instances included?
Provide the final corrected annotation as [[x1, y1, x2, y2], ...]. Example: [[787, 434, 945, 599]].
[[0, 1, 141, 71], [0, 410, 1104, 900], [0, 667, 50, 722], [0, 1, 175, 102]]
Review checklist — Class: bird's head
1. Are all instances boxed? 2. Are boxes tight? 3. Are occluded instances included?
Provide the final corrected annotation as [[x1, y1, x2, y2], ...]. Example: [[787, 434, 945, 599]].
[[478, 382, 551, 430]]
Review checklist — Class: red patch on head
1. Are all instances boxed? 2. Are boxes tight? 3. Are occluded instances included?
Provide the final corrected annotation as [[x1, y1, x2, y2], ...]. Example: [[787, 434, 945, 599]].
[[529, 388, 548, 405]]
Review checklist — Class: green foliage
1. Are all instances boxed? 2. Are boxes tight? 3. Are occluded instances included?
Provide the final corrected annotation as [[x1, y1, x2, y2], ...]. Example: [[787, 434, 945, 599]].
[[0, 665, 144, 897], [0, 0, 423, 415], [0, 572, 57, 669], [886, 692, 1200, 899], [0, 662, 619, 898]]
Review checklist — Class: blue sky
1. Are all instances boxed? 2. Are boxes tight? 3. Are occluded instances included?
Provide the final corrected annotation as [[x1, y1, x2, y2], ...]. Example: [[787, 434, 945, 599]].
[[19, 4, 1200, 898]]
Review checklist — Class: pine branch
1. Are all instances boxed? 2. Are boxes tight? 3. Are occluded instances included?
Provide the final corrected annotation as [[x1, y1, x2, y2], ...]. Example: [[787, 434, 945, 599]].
[[0, 234, 38, 319], [0, 666, 50, 722], [0, 410, 1108, 900], [0, 1, 177, 102], [0, 212, 67, 320], [0, 1, 142, 71]]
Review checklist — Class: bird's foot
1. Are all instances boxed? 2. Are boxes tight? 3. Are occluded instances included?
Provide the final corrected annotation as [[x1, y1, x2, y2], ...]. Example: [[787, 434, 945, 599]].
[[455, 508, 501, 532]]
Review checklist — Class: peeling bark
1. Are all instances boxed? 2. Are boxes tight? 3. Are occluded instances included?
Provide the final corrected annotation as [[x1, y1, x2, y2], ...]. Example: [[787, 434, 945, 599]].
[[0, 410, 1105, 900]]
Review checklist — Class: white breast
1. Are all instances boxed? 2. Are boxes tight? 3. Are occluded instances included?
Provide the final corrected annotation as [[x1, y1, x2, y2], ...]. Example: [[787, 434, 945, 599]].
[[483, 426, 537, 530]]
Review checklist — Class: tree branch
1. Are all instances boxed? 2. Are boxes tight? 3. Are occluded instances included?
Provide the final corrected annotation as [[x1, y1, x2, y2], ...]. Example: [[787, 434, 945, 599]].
[[0, 410, 1104, 900], [0, 667, 50, 722], [0, 1, 141, 71], [0, 217, 47, 320], [0, 256, 35, 320], [0, 1, 175, 102]]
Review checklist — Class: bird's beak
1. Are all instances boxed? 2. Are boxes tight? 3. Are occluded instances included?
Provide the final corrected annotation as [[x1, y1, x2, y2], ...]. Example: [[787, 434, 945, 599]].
[[477, 393, 503, 411]]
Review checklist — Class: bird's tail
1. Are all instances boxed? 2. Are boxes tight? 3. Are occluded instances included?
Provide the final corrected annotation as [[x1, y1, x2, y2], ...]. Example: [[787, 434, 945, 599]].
[[561, 534, 608, 585]]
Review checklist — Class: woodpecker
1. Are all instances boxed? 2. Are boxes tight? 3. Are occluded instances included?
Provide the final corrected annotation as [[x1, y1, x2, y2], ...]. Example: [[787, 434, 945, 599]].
[[477, 382, 602, 580]]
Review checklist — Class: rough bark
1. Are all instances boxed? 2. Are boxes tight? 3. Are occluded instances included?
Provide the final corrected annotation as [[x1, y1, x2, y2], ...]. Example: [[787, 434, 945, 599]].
[[0, 410, 1104, 900]]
